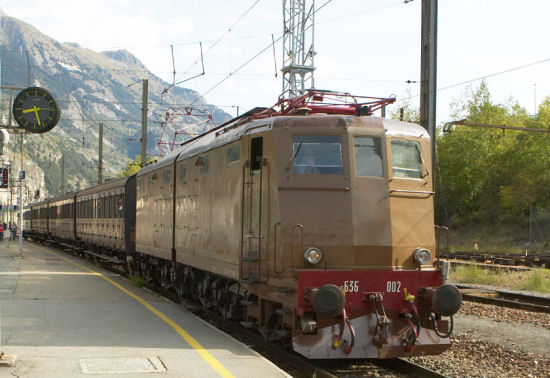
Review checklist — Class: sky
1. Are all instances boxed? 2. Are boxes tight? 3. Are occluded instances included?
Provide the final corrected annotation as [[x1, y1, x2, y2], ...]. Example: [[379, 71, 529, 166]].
[[1, 0, 549, 124]]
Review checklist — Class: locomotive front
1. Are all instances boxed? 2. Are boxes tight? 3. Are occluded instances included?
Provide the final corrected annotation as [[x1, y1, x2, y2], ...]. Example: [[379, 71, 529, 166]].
[[271, 115, 461, 359]]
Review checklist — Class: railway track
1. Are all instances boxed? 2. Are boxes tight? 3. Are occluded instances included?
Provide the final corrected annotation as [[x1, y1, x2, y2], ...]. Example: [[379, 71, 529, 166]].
[[457, 284, 550, 314], [190, 301, 448, 378], [30, 236, 448, 377], [442, 251, 550, 268]]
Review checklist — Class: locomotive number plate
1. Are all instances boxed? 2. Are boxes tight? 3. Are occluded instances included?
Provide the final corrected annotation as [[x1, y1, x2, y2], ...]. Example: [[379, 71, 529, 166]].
[[341, 280, 359, 293], [386, 280, 402, 293]]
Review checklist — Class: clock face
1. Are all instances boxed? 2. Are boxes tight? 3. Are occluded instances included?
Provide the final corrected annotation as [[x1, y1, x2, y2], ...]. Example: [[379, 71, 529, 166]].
[[12, 87, 61, 133]]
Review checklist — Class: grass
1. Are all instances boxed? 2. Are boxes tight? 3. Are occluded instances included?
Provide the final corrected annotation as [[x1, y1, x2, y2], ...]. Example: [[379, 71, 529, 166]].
[[129, 274, 145, 288], [450, 264, 550, 294], [519, 269, 550, 292]]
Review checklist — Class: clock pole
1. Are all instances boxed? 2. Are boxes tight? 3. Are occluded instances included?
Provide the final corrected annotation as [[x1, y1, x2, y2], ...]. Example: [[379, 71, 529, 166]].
[[18, 134, 23, 258]]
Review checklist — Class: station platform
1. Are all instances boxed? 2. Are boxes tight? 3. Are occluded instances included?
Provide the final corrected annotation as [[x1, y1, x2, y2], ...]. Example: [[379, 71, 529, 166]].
[[0, 240, 290, 377]]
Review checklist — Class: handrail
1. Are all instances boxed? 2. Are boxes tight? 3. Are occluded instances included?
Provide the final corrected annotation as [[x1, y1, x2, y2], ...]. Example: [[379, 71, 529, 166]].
[[434, 225, 450, 263], [390, 189, 434, 195], [291, 224, 304, 278], [274, 222, 283, 274], [239, 161, 248, 280], [389, 189, 434, 198], [257, 158, 265, 282]]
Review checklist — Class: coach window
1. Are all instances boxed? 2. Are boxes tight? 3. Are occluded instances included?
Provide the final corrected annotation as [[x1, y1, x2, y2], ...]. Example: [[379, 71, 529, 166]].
[[354, 137, 384, 177], [163, 169, 171, 184], [226, 144, 240, 167], [391, 139, 422, 179], [179, 164, 187, 182], [293, 135, 343, 174]]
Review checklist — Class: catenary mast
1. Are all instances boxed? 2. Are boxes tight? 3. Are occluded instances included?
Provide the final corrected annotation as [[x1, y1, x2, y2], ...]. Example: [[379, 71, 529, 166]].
[[281, 0, 315, 99]]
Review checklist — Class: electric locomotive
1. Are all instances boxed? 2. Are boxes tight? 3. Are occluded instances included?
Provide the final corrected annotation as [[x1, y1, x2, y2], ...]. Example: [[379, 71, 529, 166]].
[[133, 91, 461, 359]]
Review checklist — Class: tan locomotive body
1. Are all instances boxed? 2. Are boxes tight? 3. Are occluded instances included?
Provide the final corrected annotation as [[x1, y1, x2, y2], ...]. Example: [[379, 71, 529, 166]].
[[135, 110, 461, 359]]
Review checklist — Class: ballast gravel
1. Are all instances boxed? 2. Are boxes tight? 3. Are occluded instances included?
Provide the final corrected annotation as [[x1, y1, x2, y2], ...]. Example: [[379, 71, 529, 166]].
[[410, 334, 550, 377], [459, 300, 550, 330], [408, 300, 550, 377]]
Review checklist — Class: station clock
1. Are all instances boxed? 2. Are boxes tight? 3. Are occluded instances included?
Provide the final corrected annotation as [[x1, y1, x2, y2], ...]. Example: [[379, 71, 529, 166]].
[[12, 87, 61, 133]]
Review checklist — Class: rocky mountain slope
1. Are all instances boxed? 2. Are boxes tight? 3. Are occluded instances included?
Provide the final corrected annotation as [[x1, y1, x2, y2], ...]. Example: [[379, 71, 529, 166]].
[[0, 15, 231, 198]]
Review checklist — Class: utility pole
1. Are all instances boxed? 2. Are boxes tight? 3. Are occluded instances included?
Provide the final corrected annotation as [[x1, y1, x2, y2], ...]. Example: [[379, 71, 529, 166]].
[[60, 154, 65, 194], [420, 0, 438, 188], [98, 123, 103, 184], [281, 0, 315, 99], [140, 79, 148, 168]]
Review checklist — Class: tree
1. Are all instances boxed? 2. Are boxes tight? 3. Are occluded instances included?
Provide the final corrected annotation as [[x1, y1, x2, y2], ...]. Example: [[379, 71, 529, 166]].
[[118, 156, 155, 178], [436, 81, 550, 228]]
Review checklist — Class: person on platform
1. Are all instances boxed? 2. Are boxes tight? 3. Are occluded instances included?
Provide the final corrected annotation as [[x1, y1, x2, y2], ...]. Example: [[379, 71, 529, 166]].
[[11, 223, 17, 240], [0, 223, 4, 241]]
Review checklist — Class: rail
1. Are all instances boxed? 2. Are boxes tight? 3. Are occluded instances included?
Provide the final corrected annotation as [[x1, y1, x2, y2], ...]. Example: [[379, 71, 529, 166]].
[[456, 284, 550, 314]]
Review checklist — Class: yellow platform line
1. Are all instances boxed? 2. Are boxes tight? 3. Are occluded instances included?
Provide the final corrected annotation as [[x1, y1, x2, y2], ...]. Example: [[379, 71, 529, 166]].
[[42, 248, 235, 378]]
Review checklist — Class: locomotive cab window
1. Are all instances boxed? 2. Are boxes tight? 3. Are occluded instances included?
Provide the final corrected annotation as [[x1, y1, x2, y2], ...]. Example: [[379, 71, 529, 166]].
[[391, 139, 422, 179], [293, 135, 343, 174], [354, 137, 383, 177]]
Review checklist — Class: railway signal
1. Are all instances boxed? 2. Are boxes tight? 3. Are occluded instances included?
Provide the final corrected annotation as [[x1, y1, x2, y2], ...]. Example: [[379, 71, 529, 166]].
[[1, 167, 8, 188]]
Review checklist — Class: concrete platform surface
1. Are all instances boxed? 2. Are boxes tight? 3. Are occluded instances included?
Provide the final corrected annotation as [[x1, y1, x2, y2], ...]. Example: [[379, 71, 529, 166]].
[[0, 241, 291, 377]]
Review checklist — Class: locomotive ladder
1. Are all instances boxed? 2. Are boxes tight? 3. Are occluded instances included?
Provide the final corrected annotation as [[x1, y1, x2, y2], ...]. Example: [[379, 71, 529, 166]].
[[240, 158, 267, 284]]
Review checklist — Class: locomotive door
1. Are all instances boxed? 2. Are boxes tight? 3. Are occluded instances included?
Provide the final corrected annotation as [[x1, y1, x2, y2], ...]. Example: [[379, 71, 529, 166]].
[[241, 136, 266, 283]]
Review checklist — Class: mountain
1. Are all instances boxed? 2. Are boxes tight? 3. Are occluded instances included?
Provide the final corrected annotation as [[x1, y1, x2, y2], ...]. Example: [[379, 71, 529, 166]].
[[0, 15, 232, 197]]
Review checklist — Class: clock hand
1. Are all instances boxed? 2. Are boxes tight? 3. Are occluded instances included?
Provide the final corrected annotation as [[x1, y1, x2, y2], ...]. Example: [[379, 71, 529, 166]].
[[33, 107, 42, 126], [22, 106, 42, 125]]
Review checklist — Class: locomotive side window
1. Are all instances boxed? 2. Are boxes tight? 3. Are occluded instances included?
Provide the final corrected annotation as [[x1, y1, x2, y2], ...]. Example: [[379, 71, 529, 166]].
[[199, 155, 209, 175], [391, 139, 422, 179], [226, 144, 240, 167], [293, 135, 343, 174], [354, 137, 383, 177]]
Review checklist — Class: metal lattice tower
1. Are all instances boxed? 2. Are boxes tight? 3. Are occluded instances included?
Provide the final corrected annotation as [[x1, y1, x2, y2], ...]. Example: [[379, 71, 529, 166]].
[[281, 0, 315, 100]]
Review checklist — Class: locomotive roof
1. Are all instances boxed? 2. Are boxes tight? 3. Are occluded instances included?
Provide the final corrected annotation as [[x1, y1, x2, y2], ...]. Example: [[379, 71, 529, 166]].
[[138, 114, 429, 176], [382, 117, 430, 139], [138, 114, 275, 176]]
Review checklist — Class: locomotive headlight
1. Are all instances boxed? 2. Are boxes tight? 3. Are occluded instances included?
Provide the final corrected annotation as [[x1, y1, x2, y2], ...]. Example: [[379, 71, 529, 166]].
[[304, 247, 323, 264], [414, 247, 432, 265]]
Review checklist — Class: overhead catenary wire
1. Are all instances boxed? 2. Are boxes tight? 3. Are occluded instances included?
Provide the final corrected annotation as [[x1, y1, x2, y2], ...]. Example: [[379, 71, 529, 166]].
[[174, 0, 261, 84], [397, 56, 550, 103], [189, 0, 414, 106]]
